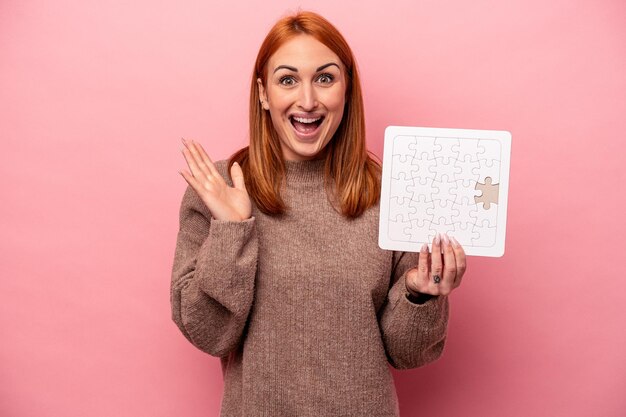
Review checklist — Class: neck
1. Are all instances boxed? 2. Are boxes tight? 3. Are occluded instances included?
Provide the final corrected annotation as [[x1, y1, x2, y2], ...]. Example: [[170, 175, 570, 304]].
[[283, 158, 326, 185]]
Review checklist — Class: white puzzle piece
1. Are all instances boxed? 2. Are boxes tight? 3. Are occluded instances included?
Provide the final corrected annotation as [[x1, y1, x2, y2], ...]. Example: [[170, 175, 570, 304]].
[[379, 126, 511, 257]]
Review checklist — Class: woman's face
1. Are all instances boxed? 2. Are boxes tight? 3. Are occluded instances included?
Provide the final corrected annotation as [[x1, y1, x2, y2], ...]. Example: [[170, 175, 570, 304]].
[[258, 34, 347, 161]]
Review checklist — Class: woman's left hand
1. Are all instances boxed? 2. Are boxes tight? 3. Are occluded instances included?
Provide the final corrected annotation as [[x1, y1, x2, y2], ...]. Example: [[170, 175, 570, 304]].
[[405, 233, 467, 297]]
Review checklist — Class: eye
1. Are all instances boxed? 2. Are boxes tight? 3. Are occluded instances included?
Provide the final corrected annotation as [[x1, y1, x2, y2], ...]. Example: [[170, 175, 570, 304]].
[[317, 73, 334, 84], [279, 75, 296, 86]]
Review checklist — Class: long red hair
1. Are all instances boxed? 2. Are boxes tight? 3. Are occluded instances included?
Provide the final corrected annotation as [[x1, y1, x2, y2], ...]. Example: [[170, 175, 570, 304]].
[[229, 11, 381, 218]]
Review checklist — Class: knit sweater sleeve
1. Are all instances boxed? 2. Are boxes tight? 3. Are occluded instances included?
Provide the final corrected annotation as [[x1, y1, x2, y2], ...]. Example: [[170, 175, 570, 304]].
[[170, 177, 258, 358], [378, 250, 450, 370]]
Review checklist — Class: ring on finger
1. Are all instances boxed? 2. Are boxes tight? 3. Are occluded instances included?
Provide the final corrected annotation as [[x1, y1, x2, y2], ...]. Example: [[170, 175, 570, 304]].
[[433, 275, 441, 284]]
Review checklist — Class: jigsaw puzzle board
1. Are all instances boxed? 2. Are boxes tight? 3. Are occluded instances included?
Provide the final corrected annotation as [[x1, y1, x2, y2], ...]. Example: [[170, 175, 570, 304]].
[[379, 126, 511, 257]]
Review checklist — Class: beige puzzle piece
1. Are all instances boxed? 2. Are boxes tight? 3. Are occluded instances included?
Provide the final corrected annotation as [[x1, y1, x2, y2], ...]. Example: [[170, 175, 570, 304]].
[[474, 177, 499, 209]]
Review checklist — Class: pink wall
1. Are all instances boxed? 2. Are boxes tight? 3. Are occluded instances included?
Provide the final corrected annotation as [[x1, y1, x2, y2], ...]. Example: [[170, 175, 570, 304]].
[[2, 0, 625, 416]]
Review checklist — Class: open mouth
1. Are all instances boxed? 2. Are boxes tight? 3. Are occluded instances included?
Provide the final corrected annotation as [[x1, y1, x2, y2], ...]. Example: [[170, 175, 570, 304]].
[[290, 115, 325, 135]]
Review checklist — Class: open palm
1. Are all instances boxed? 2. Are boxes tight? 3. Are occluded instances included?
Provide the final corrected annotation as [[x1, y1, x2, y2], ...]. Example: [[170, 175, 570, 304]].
[[179, 138, 251, 222]]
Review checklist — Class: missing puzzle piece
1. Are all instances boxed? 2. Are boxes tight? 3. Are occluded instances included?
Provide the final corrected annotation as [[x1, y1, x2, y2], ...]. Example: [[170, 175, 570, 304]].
[[474, 177, 499, 210]]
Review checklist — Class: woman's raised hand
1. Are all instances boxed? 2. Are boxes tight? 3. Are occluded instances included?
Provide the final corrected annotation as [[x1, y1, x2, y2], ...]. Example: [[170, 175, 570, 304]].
[[179, 138, 252, 222], [406, 233, 467, 297]]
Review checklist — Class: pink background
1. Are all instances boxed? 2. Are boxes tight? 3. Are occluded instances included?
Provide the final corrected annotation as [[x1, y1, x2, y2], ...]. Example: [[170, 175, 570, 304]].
[[2, 0, 625, 416]]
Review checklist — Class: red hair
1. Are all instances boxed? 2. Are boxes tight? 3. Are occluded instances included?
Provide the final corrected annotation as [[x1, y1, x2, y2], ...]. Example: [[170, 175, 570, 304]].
[[229, 10, 381, 218]]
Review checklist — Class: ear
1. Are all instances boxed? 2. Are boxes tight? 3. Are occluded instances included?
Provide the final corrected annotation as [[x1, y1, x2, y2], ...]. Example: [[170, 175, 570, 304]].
[[257, 78, 270, 110]]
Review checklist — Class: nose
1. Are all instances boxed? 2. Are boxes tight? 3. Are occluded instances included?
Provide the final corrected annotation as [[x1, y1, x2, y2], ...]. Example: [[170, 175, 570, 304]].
[[297, 83, 318, 111]]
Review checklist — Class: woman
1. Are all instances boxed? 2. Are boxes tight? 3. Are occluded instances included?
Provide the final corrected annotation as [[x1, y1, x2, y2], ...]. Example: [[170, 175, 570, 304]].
[[171, 10, 466, 416]]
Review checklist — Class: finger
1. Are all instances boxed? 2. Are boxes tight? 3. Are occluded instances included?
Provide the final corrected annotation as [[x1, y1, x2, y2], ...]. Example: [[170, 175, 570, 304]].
[[440, 233, 457, 295], [192, 139, 221, 178], [182, 138, 212, 179], [178, 168, 202, 194], [417, 242, 430, 281], [230, 162, 247, 192], [180, 138, 204, 179], [407, 242, 430, 294], [450, 236, 466, 289], [430, 233, 443, 289], [181, 146, 206, 180]]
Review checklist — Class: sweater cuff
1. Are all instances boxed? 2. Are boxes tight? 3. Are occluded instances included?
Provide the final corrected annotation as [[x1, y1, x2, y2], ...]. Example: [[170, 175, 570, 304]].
[[406, 291, 435, 305], [206, 216, 256, 239], [389, 272, 448, 323], [196, 216, 257, 296]]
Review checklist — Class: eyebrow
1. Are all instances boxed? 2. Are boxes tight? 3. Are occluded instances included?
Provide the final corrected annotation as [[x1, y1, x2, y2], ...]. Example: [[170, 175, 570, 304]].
[[273, 62, 341, 74]]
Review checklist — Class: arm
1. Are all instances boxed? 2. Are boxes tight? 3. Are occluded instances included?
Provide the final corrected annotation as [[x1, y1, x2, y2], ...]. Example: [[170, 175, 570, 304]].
[[170, 184, 258, 357], [378, 250, 449, 370]]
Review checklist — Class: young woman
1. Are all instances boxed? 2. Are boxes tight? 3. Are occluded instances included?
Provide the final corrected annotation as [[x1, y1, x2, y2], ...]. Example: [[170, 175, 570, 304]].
[[171, 10, 466, 416]]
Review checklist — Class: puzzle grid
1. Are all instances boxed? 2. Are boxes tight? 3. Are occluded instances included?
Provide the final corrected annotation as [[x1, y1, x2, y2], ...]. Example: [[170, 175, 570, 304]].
[[387, 135, 502, 247]]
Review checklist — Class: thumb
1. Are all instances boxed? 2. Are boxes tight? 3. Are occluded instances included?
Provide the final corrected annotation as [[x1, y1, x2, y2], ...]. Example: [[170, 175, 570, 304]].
[[230, 162, 247, 191]]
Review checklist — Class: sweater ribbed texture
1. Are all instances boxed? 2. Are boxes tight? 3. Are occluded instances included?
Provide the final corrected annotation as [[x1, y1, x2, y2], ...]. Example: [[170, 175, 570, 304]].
[[170, 158, 449, 417]]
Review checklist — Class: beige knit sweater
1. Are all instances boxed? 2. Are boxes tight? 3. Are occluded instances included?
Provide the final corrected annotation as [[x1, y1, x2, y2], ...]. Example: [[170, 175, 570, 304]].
[[170, 158, 449, 417]]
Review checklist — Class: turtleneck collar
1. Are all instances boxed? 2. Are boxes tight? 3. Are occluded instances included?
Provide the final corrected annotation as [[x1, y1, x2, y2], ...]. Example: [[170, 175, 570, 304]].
[[283, 158, 326, 185]]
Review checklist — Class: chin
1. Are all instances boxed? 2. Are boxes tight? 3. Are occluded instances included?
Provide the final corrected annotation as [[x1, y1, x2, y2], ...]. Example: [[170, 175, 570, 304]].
[[285, 139, 329, 161]]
